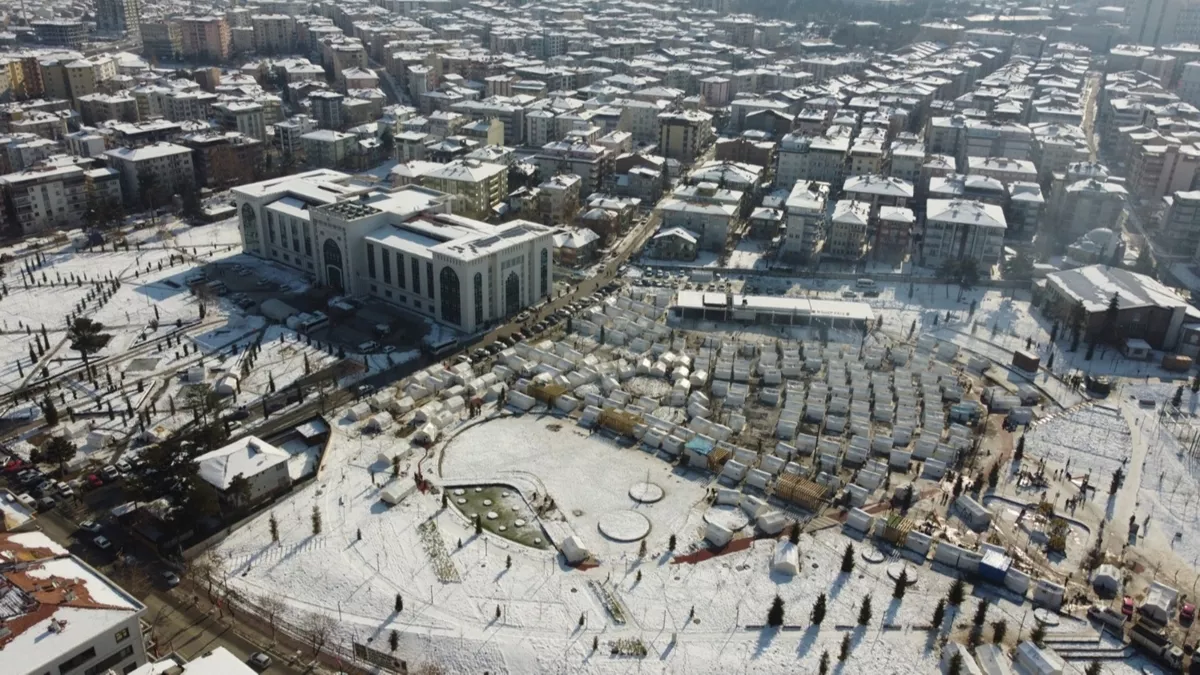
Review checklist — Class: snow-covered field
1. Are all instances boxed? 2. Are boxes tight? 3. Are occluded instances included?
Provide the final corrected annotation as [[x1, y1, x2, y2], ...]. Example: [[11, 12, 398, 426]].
[[212, 414, 1146, 674]]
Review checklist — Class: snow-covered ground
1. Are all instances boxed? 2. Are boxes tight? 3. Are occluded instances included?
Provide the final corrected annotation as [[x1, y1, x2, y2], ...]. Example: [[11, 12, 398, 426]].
[[212, 413, 1147, 674]]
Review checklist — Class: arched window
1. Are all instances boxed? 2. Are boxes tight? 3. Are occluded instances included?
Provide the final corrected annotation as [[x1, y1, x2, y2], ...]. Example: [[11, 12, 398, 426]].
[[473, 272, 483, 325], [240, 203, 256, 230], [439, 267, 461, 326], [505, 271, 520, 316], [240, 204, 259, 247], [323, 239, 344, 292], [540, 248, 548, 297]]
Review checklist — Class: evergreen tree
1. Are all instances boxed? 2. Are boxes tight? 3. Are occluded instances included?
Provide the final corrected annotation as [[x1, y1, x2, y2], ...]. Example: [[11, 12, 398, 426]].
[[857, 595, 872, 626], [838, 633, 851, 661], [811, 592, 827, 625], [948, 577, 966, 605], [1192, 374, 1200, 394], [1014, 436, 1025, 461], [1110, 467, 1123, 495], [991, 619, 1007, 644], [1084, 660, 1102, 675], [987, 463, 999, 489], [972, 599, 989, 627], [840, 543, 855, 573], [788, 524, 800, 545], [389, 629, 398, 651], [818, 651, 829, 675], [668, 534, 676, 551], [506, 555, 512, 569], [948, 652, 963, 675], [893, 569, 908, 599], [767, 595, 785, 627], [42, 398, 58, 427], [475, 514, 483, 535], [311, 506, 322, 534], [395, 594, 403, 612], [268, 513, 279, 543], [1030, 623, 1046, 646], [1173, 385, 1184, 409], [932, 598, 946, 629]]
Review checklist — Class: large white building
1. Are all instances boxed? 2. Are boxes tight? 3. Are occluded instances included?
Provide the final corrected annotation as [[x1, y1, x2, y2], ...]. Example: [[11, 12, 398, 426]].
[[1, 531, 149, 675], [233, 170, 554, 333]]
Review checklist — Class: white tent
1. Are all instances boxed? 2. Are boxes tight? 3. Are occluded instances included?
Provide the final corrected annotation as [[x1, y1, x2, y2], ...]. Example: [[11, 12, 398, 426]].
[[365, 413, 394, 432], [213, 373, 238, 396], [771, 540, 800, 576], [381, 484, 407, 505], [348, 402, 372, 421], [562, 535, 590, 564], [1090, 564, 1121, 596], [705, 521, 733, 547], [413, 423, 439, 445]]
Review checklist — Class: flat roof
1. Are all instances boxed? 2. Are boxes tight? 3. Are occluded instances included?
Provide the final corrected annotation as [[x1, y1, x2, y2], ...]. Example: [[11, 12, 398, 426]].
[[674, 290, 875, 322]]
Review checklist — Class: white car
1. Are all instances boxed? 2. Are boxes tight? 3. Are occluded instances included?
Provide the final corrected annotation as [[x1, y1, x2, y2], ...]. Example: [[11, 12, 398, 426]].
[[92, 536, 112, 550], [358, 341, 379, 352]]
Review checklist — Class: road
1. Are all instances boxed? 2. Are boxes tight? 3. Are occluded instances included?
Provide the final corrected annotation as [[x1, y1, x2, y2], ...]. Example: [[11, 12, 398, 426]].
[[8, 476, 317, 674]]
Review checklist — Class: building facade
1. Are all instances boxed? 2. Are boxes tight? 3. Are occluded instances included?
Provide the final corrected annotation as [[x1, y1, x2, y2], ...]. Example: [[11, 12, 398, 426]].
[[233, 171, 554, 333]]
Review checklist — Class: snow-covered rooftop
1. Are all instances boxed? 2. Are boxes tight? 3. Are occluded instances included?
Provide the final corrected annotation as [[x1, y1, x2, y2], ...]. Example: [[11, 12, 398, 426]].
[[1045, 264, 1188, 313], [195, 436, 290, 490]]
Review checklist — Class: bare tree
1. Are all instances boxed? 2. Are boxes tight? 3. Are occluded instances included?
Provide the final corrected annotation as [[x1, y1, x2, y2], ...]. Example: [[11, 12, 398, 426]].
[[303, 612, 336, 655], [187, 550, 219, 601], [259, 595, 287, 639]]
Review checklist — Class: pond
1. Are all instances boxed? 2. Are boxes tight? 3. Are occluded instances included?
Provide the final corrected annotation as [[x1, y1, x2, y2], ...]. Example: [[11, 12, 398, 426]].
[[446, 483, 551, 549]]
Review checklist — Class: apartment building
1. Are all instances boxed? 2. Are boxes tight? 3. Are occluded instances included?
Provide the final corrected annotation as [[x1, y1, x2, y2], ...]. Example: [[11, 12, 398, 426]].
[[77, 93, 138, 125], [32, 21, 86, 49], [213, 101, 266, 141], [781, 180, 830, 262], [182, 131, 264, 189], [532, 141, 613, 196], [2, 531, 149, 675], [273, 114, 315, 159], [180, 15, 231, 61], [1046, 162, 1128, 240], [420, 159, 508, 220], [1030, 122, 1090, 185], [536, 173, 581, 226], [96, 0, 141, 40], [302, 130, 355, 169], [967, 156, 1039, 184], [0, 161, 120, 236], [1160, 189, 1200, 257], [310, 90, 344, 130], [65, 55, 118, 100], [827, 200, 870, 260], [104, 142, 194, 206], [922, 199, 1007, 267], [141, 21, 182, 61], [251, 14, 297, 54], [658, 109, 714, 162], [776, 126, 852, 189]]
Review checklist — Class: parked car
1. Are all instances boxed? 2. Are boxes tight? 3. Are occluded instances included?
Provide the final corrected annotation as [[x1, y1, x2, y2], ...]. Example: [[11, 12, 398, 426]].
[[160, 570, 181, 587], [92, 536, 112, 550], [3, 459, 25, 474], [1122, 596, 1135, 617], [115, 459, 132, 474], [226, 407, 250, 422], [1181, 602, 1195, 625], [78, 520, 102, 534], [357, 340, 379, 353], [86, 474, 104, 489], [100, 465, 120, 482], [516, 311, 531, 322], [248, 652, 272, 670], [36, 497, 56, 511]]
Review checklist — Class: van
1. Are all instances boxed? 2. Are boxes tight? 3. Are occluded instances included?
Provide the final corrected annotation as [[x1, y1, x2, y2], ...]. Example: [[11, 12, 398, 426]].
[[855, 278, 876, 290]]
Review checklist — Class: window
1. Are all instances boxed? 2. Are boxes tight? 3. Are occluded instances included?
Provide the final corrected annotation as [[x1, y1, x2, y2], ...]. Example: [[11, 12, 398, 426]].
[[540, 248, 548, 297], [267, 219, 275, 243], [396, 252, 405, 289], [58, 646, 96, 675], [474, 272, 483, 325], [411, 257, 420, 294], [440, 267, 461, 325], [382, 250, 391, 284], [426, 262, 434, 299], [291, 222, 300, 252], [84, 645, 134, 675], [280, 220, 288, 247], [303, 224, 312, 256], [366, 243, 376, 278]]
